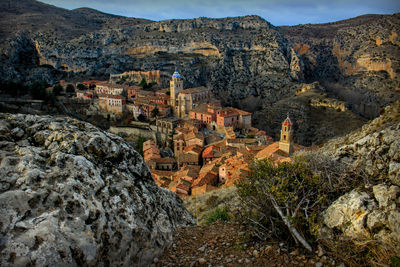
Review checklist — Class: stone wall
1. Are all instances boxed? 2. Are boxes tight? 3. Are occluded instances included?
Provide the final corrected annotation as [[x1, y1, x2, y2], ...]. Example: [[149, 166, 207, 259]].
[[109, 126, 156, 140]]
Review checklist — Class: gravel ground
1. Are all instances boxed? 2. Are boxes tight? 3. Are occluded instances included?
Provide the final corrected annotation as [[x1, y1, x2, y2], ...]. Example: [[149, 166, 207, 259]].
[[156, 221, 339, 267]]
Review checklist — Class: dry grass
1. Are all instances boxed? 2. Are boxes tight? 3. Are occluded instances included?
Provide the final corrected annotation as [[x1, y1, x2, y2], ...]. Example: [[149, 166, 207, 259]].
[[320, 237, 399, 267], [184, 186, 240, 225]]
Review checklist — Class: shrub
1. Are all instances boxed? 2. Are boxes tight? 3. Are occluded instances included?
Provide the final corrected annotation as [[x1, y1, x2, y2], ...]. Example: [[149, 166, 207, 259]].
[[77, 83, 87, 91], [151, 107, 159, 118], [237, 159, 325, 251], [135, 136, 148, 156], [66, 84, 75, 93], [205, 194, 219, 208], [205, 207, 230, 225], [53, 84, 63, 95], [29, 80, 49, 100]]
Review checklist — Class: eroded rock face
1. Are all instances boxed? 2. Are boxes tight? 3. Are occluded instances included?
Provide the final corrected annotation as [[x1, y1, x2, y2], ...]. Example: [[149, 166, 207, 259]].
[[320, 102, 400, 250], [322, 184, 400, 250], [322, 103, 400, 186], [0, 113, 195, 266]]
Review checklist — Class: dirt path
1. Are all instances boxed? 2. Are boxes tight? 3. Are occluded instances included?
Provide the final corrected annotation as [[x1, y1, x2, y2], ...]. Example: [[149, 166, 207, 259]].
[[156, 221, 336, 267]]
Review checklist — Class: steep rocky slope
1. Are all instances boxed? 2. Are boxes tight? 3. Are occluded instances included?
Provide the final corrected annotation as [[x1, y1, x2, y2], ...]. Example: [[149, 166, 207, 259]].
[[0, 113, 194, 266], [0, 0, 304, 103], [280, 14, 400, 118], [316, 101, 400, 253]]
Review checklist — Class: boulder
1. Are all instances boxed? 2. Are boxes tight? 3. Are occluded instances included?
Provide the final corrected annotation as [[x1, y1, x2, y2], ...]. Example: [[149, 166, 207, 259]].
[[322, 190, 376, 238], [0, 113, 195, 266], [322, 184, 400, 251]]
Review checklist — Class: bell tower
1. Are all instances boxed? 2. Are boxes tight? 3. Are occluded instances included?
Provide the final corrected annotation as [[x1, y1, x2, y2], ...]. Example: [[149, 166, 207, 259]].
[[279, 114, 294, 155], [170, 69, 183, 116]]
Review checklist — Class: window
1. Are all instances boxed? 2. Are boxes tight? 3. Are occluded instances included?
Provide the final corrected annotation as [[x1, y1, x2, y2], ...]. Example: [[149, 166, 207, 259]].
[[284, 135, 286, 140]]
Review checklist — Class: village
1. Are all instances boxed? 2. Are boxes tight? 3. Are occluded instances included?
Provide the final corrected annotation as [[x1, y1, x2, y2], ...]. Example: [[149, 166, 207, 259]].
[[59, 69, 305, 198]]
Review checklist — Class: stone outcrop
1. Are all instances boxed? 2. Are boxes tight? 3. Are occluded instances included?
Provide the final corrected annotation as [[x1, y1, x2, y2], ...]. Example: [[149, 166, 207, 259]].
[[323, 101, 400, 185], [322, 184, 400, 250], [319, 101, 400, 250], [0, 113, 195, 266]]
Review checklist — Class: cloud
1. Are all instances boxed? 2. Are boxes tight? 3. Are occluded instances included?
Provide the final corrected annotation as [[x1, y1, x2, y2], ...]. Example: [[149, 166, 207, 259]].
[[39, 0, 400, 25]]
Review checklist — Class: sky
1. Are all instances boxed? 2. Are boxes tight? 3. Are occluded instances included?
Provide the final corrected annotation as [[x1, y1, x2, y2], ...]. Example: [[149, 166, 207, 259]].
[[38, 0, 400, 26]]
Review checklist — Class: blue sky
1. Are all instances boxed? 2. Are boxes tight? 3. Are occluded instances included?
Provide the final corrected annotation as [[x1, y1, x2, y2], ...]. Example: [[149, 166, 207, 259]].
[[39, 0, 400, 26]]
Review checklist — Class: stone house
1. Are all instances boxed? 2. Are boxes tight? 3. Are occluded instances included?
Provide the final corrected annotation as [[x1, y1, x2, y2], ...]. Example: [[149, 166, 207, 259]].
[[156, 117, 180, 136], [144, 147, 161, 162], [193, 172, 219, 188], [192, 184, 218, 196], [176, 145, 203, 167], [202, 145, 222, 163], [216, 107, 252, 129], [225, 138, 258, 149], [173, 128, 204, 156], [189, 103, 220, 124], [76, 91, 93, 99], [95, 83, 125, 96], [98, 94, 126, 114], [79, 80, 105, 90], [143, 140, 161, 162], [148, 157, 176, 171], [132, 98, 171, 120]]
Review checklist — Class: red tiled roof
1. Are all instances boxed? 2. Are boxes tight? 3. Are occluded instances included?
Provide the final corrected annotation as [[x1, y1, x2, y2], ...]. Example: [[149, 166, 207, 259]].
[[98, 94, 125, 99], [282, 116, 293, 126], [183, 145, 203, 155], [192, 172, 218, 187], [232, 107, 252, 116], [217, 107, 239, 117], [82, 80, 106, 86], [179, 86, 209, 95], [152, 157, 176, 164]]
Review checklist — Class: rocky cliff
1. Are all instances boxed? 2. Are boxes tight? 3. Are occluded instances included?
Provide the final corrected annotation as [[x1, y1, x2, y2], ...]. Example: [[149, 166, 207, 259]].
[[280, 14, 400, 118], [1, 0, 399, 145], [0, 113, 195, 266]]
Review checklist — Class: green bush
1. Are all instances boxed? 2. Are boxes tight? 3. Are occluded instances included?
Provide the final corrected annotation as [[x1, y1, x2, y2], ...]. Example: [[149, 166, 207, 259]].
[[77, 83, 87, 91], [66, 84, 75, 93], [236, 159, 323, 251], [136, 136, 148, 156], [205, 207, 230, 225], [53, 84, 63, 95], [29, 80, 49, 100]]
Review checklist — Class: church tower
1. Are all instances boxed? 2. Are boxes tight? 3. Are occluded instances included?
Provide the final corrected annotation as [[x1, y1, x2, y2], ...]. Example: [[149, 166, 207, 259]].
[[170, 70, 183, 116], [279, 114, 294, 155]]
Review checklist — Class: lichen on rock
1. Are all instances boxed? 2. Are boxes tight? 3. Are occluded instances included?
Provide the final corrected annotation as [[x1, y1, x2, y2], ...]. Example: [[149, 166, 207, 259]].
[[0, 113, 195, 266]]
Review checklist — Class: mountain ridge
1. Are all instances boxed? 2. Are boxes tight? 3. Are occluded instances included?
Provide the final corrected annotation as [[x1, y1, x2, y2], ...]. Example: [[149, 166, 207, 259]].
[[1, 0, 399, 145]]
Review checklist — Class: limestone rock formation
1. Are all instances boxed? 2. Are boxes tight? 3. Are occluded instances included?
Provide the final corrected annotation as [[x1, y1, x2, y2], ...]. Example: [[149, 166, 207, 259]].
[[323, 101, 400, 185], [0, 113, 195, 266], [322, 184, 400, 251], [319, 101, 400, 251], [280, 14, 400, 118]]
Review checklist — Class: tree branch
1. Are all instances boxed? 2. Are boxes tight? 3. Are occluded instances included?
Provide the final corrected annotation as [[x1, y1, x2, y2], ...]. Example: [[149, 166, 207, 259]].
[[269, 194, 313, 252]]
